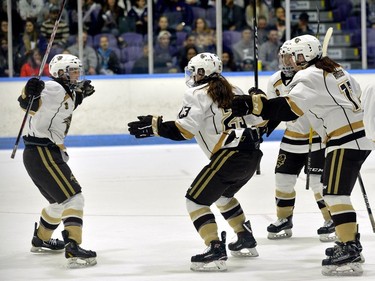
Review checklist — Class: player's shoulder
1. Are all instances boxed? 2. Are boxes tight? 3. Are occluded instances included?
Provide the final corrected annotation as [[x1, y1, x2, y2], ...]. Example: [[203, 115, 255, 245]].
[[269, 70, 282, 82], [44, 80, 65, 94]]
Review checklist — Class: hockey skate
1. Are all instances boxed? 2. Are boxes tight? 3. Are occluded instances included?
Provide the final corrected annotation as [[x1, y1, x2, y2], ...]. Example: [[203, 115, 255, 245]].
[[322, 240, 363, 276], [30, 222, 65, 253], [317, 219, 337, 242], [267, 216, 293, 239], [325, 233, 365, 263], [62, 230, 97, 268], [190, 231, 228, 272], [228, 221, 258, 257]]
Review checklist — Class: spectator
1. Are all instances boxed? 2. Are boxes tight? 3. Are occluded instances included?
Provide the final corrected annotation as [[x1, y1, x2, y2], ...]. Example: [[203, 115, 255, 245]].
[[0, 37, 10, 77], [101, 0, 125, 36], [69, 0, 104, 36], [239, 57, 254, 71], [178, 45, 198, 71], [191, 17, 216, 53], [245, 0, 270, 28], [257, 15, 271, 45], [20, 48, 49, 77], [97, 35, 121, 74], [291, 12, 314, 38], [154, 15, 177, 46], [270, 6, 286, 42], [155, 0, 194, 33], [259, 29, 280, 71], [18, 0, 44, 23], [40, 5, 69, 50], [37, 0, 69, 26], [221, 49, 237, 72], [154, 30, 178, 73], [222, 0, 245, 31], [231, 27, 254, 66], [127, 0, 148, 35], [68, 31, 98, 75], [131, 43, 149, 74]]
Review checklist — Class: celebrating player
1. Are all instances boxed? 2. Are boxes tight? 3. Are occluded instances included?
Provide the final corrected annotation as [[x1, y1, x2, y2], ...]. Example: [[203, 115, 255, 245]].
[[128, 53, 263, 272], [231, 35, 374, 276], [266, 40, 334, 242], [18, 54, 97, 268]]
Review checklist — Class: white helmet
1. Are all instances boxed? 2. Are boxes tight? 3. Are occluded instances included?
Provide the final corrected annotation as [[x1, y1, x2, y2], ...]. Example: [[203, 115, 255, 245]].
[[278, 40, 296, 77], [285, 35, 322, 69], [185, 53, 221, 87], [49, 54, 83, 85]]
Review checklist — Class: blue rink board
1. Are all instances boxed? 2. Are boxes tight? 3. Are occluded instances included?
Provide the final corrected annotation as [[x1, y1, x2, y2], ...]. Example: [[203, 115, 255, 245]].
[[0, 130, 283, 150]]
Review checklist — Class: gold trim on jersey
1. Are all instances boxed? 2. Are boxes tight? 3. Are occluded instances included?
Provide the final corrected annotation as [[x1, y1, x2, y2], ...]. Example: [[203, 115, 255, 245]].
[[285, 97, 304, 116], [175, 122, 194, 139], [284, 129, 319, 139], [189, 150, 236, 199], [327, 149, 344, 194], [325, 121, 364, 143], [37, 147, 75, 197], [273, 79, 283, 89], [211, 132, 229, 156]]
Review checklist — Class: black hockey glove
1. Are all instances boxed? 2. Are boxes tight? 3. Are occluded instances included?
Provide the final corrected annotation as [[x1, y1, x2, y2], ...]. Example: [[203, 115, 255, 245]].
[[231, 95, 253, 116], [25, 77, 45, 99], [247, 87, 268, 116], [76, 80, 95, 98], [128, 115, 162, 138]]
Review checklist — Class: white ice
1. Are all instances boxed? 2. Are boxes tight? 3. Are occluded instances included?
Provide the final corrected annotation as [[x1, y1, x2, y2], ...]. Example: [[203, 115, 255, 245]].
[[1, 142, 374, 281]]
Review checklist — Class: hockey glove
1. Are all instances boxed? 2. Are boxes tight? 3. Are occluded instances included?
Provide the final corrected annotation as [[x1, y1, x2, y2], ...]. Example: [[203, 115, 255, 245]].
[[231, 95, 253, 116], [76, 80, 95, 98], [25, 77, 45, 99], [128, 115, 162, 138], [248, 87, 268, 116]]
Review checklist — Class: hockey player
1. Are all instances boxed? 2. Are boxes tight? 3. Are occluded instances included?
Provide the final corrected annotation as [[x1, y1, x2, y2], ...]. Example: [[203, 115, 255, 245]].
[[266, 40, 334, 242], [231, 35, 374, 276], [18, 54, 97, 268], [362, 83, 375, 142], [128, 53, 263, 272]]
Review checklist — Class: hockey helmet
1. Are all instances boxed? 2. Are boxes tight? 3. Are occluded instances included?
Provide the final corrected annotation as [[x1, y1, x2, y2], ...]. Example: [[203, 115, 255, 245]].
[[278, 40, 296, 77], [185, 53, 221, 87], [284, 35, 322, 69], [49, 54, 84, 86]]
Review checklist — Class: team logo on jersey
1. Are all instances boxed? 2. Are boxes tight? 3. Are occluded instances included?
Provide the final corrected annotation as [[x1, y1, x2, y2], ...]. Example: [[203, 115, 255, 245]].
[[276, 154, 286, 168], [178, 106, 191, 118], [64, 102, 69, 110]]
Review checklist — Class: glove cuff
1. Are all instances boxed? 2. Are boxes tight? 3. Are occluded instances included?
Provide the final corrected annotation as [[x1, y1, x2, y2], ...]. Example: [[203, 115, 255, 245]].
[[152, 116, 160, 136], [252, 95, 264, 115]]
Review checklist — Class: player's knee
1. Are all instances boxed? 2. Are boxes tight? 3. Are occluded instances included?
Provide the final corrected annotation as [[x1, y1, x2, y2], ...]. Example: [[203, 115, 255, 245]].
[[186, 198, 206, 213], [62, 192, 85, 210], [44, 202, 64, 218], [275, 173, 297, 193], [309, 174, 323, 193], [215, 196, 232, 207]]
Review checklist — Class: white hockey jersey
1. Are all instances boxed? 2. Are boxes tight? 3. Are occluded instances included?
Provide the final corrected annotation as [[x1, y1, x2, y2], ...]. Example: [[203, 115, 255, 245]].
[[361, 83, 375, 142], [286, 65, 374, 154], [175, 83, 262, 159], [267, 71, 324, 153], [25, 80, 76, 149]]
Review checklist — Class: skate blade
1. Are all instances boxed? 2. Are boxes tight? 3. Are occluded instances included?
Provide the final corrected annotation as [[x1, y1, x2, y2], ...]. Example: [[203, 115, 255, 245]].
[[267, 229, 292, 240], [30, 246, 64, 254], [190, 260, 227, 272], [66, 257, 97, 269], [322, 263, 363, 276], [230, 247, 259, 257], [319, 233, 337, 243]]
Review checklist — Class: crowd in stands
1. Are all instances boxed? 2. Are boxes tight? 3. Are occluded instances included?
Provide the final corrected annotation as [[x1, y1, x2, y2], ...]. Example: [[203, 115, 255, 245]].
[[0, 0, 372, 77]]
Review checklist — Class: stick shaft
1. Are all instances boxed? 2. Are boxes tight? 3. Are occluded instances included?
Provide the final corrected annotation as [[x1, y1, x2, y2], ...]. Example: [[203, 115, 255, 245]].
[[10, 0, 67, 159], [357, 173, 375, 233]]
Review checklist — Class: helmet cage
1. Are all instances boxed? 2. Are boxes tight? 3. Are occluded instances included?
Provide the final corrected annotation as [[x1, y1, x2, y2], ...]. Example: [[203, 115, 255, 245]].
[[184, 53, 221, 88], [49, 54, 84, 87]]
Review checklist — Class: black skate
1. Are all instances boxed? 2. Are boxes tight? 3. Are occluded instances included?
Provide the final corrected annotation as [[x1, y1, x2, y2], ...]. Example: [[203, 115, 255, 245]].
[[325, 233, 365, 263], [30, 222, 65, 253], [190, 231, 228, 272], [62, 230, 97, 268], [322, 240, 363, 276], [228, 221, 258, 257], [267, 216, 293, 239], [317, 219, 337, 242]]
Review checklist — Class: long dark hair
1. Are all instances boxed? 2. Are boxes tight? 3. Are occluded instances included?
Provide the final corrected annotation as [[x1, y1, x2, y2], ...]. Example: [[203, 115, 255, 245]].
[[315, 56, 341, 73], [206, 75, 234, 109]]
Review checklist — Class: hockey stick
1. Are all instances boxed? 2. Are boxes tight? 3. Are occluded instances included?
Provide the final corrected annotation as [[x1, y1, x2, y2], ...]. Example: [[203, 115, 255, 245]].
[[252, 0, 261, 175], [11, 0, 67, 159], [305, 128, 313, 190], [357, 172, 375, 233], [322, 27, 333, 57]]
